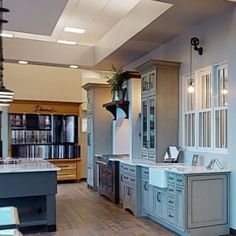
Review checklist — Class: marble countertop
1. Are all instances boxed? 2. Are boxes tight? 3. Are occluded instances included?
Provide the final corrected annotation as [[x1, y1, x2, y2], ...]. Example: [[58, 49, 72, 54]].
[[0, 158, 60, 174], [165, 166, 231, 174], [118, 159, 230, 174]]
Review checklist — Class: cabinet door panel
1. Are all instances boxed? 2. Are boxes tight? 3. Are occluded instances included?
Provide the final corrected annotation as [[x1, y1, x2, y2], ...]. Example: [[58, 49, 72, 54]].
[[176, 187, 184, 228], [154, 187, 167, 220], [187, 175, 227, 229], [141, 99, 148, 150], [149, 96, 156, 151]]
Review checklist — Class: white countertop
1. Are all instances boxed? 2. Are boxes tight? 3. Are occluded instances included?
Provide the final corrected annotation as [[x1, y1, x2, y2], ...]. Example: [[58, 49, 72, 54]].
[[118, 159, 230, 174], [165, 166, 231, 174], [0, 158, 60, 174]]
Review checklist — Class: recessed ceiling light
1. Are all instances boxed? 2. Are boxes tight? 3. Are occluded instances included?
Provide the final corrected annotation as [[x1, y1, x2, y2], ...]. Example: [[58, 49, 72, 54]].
[[0, 33, 13, 38], [64, 27, 86, 34], [18, 60, 28, 65], [69, 65, 78, 69], [57, 40, 76, 45]]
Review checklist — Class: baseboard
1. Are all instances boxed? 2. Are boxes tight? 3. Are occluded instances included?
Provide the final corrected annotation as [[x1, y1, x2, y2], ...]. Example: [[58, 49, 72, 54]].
[[230, 228, 236, 235]]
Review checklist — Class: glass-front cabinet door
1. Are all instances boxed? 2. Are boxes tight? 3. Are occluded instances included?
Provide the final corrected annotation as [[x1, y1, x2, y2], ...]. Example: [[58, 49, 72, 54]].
[[141, 70, 155, 94], [149, 96, 156, 150], [142, 99, 148, 150], [141, 95, 156, 160]]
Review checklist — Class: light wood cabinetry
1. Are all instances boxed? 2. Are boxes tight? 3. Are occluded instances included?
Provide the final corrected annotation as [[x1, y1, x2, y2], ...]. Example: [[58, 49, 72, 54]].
[[48, 158, 81, 181], [9, 100, 81, 182], [136, 60, 180, 163]]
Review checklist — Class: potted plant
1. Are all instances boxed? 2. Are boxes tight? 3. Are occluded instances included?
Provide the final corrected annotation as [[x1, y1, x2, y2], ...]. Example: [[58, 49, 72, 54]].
[[107, 65, 126, 101]]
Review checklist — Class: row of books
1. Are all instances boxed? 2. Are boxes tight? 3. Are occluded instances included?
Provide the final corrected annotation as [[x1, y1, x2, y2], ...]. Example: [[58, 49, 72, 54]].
[[11, 130, 52, 144], [12, 144, 81, 159]]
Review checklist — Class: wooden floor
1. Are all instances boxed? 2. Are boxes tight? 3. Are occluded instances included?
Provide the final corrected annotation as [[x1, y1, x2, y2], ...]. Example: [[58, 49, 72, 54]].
[[26, 181, 177, 236]]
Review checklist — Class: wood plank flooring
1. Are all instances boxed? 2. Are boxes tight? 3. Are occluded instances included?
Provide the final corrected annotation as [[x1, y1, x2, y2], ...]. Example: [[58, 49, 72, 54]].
[[26, 181, 177, 236]]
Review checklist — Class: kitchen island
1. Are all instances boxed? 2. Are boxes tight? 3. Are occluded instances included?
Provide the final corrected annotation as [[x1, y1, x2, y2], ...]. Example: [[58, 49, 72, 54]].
[[0, 159, 60, 232]]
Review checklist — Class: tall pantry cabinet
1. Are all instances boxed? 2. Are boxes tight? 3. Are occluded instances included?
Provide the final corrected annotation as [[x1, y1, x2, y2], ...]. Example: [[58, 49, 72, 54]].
[[83, 83, 112, 189], [136, 60, 180, 163]]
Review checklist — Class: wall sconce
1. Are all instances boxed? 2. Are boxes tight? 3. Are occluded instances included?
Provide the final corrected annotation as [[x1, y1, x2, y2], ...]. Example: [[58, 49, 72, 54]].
[[0, 1, 14, 106], [191, 37, 203, 55], [188, 37, 203, 93]]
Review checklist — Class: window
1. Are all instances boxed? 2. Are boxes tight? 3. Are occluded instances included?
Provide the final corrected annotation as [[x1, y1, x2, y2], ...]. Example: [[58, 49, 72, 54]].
[[214, 64, 228, 149], [183, 74, 196, 147], [183, 63, 228, 152]]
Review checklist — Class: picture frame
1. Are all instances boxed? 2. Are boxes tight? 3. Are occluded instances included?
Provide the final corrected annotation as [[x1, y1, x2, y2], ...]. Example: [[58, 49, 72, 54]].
[[191, 154, 199, 166]]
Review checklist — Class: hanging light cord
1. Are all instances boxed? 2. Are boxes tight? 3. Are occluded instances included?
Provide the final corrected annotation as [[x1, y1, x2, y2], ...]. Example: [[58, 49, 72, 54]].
[[190, 40, 192, 80]]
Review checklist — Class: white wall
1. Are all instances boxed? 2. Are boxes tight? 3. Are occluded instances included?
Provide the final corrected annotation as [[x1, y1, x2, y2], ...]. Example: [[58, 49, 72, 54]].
[[4, 63, 83, 102], [125, 6, 236, 229]]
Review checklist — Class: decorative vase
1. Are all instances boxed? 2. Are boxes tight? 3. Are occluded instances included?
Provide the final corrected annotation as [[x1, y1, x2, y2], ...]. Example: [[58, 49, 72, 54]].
[[113, 90, 125, 102]]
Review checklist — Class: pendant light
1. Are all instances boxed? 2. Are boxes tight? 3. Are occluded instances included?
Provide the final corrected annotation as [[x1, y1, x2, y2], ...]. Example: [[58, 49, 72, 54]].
[[0, 0, 14, 106], [188, 37, 203, 94]]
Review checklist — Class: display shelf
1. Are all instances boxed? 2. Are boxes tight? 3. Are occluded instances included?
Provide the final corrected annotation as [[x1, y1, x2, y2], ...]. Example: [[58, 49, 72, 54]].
[[103, 101, 129, 120]]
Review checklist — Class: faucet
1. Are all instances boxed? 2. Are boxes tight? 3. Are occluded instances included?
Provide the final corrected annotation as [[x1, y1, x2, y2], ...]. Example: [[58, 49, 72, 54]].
[[206, 159, 224, 170]]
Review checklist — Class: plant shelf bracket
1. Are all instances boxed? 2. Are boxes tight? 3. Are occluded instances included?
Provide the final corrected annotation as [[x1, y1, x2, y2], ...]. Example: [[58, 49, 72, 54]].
[[103, 101, 129, 120]]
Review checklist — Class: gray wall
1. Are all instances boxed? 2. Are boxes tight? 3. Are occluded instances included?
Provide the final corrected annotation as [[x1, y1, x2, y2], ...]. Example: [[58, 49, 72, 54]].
[[124, 6, 236, 229]]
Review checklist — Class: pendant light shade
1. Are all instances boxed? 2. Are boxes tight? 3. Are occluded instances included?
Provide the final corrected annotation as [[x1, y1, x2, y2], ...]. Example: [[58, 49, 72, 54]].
[[0, 0, 14, 106]]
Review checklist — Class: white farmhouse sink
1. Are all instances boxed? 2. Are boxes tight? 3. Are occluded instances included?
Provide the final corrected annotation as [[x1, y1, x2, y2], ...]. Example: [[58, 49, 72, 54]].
[[149, 167, 168, 188], [149, 164, 186, 188]]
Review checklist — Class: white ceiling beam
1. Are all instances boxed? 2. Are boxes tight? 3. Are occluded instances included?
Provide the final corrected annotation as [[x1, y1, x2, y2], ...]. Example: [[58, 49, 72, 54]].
[[94, 0, 172, 65]]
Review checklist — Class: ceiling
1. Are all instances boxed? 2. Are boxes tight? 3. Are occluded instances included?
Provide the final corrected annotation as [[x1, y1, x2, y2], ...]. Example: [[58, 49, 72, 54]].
[[2, 0, 235, 71]]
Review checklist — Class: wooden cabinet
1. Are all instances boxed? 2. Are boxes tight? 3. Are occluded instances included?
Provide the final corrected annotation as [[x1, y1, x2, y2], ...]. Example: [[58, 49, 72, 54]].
[[141, 168, 153, 214], [136, 60, 180, 163], [153, 187, 167, 220], [165, 171, 229, 235], [97, 161, 119, 203], [121, 163, 141, 216], [187, 174, 228, 229], [83, 83, 112, 189], [48, 158, 81, 181]]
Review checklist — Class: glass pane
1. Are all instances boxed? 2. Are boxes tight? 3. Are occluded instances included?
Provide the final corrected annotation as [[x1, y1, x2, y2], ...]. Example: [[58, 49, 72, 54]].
[[215, 109, 227, 149], [149, 98, 155, 149], [184, 113, 195, 147], [199, 111, 211, 147], [142, 100, 148, 148], [149, 72, 155, 91], [216, 66, 228, 107], [142, 75, 148, 92], [200, 72, 211, 109], [186, 79, 195, 111]]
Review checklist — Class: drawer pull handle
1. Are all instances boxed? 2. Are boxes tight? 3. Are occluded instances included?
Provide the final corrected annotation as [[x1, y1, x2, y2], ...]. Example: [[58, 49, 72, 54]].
[[156, 192, 161, 203], [168, 214, 174, 218], [169, 200, 173, 204], [121, 174, 123, 182]]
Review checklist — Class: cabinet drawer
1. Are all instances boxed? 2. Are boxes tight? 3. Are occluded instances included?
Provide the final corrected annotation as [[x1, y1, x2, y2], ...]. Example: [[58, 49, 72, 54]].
[[56, 162, 76, 170], [167, 208, 175, 224], [141, 168, 149, 179], [129, 176, 136, 186], [128, 166, 136, 175], [148, 153, 155, 161], [167, 173, 175, 184], [141, 152, 148, 159], [57, 169, 77, 181], [167, 184, 175, 196], [176, 174, 184, 186], [167, 195, 175, 208], [120, 163, 129, 172]]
